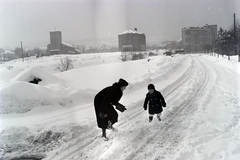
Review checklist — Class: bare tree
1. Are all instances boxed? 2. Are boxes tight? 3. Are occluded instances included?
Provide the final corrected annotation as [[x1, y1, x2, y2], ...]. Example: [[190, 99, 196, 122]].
[[57, 57, 74, 72]]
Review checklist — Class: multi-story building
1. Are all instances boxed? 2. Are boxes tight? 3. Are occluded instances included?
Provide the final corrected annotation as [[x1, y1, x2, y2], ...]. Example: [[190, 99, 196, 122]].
[[182, 24, 217, 53], [118, 28, 146, 52], [46, 30, 81, 55]]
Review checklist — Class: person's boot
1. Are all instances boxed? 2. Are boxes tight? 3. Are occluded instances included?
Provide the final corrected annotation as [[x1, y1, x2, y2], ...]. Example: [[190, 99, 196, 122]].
[[102, 128, 108, 141], [107, 121, 113, 129], [149, 116, 153, 122], [111, 126, 118, 132], [157, 115, 161, 121], [107, 121, 118, 132]]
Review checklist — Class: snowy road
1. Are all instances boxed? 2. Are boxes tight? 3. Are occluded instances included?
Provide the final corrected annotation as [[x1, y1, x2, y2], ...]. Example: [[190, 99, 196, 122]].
[[43, 55, 240, 160], [1, 54, 239, 160]]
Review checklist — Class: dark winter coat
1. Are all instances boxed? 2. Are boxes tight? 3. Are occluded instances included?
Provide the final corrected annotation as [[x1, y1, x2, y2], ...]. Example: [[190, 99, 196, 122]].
[[94, 83, 123, 129], [143, 90, 166, 114]]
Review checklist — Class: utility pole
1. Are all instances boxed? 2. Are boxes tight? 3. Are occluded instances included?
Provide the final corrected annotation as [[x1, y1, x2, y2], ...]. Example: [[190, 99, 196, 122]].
[[234, 13, 237, 56], [3, 51, 5, 63], [21, 41, 24, 62], [236, 13, 240, 62]]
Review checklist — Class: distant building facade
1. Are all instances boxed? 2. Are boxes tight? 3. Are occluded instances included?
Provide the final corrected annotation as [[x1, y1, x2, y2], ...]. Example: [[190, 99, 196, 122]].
[[46, 31, 81, 55], [0, 50, 17, 62], [118, 28, 146, 52], [182, 24, 217, 53]]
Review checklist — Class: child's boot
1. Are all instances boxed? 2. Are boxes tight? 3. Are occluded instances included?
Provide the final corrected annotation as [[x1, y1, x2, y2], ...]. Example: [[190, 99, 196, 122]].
[[149, 116, 153, 122]]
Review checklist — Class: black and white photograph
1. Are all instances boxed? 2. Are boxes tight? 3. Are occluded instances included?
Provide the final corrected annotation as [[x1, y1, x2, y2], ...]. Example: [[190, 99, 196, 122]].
[[0, 0, 240, 159]]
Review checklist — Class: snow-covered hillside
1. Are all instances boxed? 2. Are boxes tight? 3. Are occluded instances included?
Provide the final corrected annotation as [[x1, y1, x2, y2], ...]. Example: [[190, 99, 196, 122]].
[[0, 52, 239, 160]]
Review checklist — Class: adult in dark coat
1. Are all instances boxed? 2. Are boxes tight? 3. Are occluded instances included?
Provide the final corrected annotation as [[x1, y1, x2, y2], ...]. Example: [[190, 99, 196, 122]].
[[143, 84, 166, 122], [94, 78, 128, 140]]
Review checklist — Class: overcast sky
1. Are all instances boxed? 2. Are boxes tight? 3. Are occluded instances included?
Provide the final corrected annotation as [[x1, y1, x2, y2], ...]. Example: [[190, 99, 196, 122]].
[[0, 0, 239, 49]]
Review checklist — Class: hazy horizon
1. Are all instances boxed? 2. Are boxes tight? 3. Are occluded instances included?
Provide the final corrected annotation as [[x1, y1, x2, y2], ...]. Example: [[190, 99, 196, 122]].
[[0, 0, 239, 50]]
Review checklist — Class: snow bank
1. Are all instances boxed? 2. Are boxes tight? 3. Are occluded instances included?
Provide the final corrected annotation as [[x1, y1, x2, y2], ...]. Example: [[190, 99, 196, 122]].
[[0, 123, 88, 159], [0, 66, 94, 114], [0, 53, 187, 115]]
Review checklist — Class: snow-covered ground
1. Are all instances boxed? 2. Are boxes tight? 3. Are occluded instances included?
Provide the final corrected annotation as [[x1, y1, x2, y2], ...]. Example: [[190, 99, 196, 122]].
[[0, 51, 239, 160]]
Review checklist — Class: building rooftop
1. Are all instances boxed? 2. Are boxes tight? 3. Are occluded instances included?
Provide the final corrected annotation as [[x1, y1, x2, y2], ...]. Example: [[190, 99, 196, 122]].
[[119, 28, 144, 35], [61, 42, 73, 48], [1, 50, 15, 55], [49, 30, 61, 33], [182, 24, 217, 31]]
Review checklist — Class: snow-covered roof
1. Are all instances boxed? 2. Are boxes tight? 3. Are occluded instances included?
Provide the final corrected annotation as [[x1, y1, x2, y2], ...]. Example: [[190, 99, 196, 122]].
[[2, 50, 15, 54], [177, 38, 182, 42], [49, 30, 61, 32], [61, 42, 81, 53], [61, 42, 73, 48], [75, 49, 81, 53], [119, 28, 144, 35]]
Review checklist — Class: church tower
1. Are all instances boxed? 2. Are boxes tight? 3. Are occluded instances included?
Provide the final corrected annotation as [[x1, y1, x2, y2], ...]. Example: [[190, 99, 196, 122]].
[[50, 31, 62, 51]]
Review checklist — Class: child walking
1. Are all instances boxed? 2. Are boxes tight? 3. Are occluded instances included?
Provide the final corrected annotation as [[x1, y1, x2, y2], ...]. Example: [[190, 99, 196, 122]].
[[143, 84, 166, 122]]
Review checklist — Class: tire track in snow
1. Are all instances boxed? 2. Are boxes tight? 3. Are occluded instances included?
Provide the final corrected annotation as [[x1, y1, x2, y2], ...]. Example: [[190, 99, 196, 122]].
[[152, 57, 211, 160]]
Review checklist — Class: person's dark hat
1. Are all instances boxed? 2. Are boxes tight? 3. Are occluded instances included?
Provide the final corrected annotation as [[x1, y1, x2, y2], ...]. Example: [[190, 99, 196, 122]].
[[148, 84, 155, 90], [118, 78, 128, 87]]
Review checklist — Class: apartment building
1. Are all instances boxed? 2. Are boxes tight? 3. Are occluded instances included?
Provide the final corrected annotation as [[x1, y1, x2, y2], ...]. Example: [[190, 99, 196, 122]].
[[118, 28, 146, 52], [182, 24, 217, 53]]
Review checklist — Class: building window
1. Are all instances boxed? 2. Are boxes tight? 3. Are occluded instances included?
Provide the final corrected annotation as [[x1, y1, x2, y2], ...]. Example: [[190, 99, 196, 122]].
[[195, 35, 199, 44], [185, 38, 190, 42], [185, 31, 190, 35]]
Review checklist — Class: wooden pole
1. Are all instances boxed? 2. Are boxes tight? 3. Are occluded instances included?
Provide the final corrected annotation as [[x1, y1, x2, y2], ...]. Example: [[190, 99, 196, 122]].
[[21, 41, 24, 62]]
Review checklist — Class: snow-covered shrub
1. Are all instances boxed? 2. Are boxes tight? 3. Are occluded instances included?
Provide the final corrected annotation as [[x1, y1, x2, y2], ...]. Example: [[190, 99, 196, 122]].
[[121, 52, 131, 61], [121, 52, 146, 61], [131, 52, 146, 60], [6, 65, 13, 70], [57, 57, 74, 72], [148, 52, 157, 56]]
